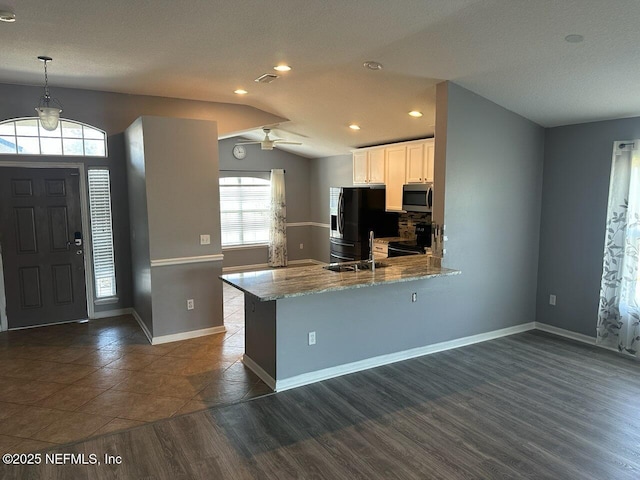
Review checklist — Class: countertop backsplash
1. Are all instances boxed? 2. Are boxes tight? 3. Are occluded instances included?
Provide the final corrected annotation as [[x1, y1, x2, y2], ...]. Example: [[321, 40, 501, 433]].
[[398, 212, 431, 238]]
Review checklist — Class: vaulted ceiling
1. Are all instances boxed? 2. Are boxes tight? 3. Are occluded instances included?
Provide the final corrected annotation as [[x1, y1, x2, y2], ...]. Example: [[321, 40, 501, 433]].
[[1, 1, 639, 157]]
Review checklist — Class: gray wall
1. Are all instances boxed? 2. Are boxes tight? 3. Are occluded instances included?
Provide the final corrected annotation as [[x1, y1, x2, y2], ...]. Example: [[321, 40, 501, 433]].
[[536, 116, 640, 336], [276, 277, 460, 379], [218, 138, 313, 268], [0, 83, 285, 138], [124, 119, 152, 333], [144, 117, 221, 259], [126, 116, 224, 337], [437, 82, 544, 335], [0, 82, 282, 317], [308, 154, 354, 262]]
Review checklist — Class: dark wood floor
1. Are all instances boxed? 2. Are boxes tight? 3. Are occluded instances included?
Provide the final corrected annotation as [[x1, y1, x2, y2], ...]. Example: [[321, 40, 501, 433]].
[[3, 330, 640, 479]]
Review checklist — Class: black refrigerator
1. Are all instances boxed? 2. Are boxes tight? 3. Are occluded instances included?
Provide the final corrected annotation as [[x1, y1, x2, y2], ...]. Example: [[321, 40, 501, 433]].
[[329, 187, 398, 263]]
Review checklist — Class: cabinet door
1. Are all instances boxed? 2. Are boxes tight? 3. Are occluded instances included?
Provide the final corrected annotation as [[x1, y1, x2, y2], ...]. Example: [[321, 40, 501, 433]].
[[353, 151, 368, 184], [406, 143, 425, 183], [368, 149, 386, 184], [424, 140, 435, 183], [385, 146, 406, 211]]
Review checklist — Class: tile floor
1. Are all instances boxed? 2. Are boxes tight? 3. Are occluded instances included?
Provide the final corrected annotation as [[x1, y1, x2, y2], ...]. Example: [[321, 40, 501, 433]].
[[0, 283, 272, 454]]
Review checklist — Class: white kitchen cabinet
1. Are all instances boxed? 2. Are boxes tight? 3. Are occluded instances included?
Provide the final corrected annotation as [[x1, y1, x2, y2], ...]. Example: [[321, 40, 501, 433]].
[[353, 151, 368, 184], [406, 139, 434, 183], [384, 145, 406, 211], [368, 149, 385, 184], [353, 148, 385, 185]]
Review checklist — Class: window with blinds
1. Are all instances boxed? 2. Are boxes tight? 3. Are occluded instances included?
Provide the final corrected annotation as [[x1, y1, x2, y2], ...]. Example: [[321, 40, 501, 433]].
[[219, 176, 271, 246], [88, 169, 117, 298]]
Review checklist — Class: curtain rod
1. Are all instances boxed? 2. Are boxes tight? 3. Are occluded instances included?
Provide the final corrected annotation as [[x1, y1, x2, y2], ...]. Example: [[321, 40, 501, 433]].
[[219, 169, 285, 173]]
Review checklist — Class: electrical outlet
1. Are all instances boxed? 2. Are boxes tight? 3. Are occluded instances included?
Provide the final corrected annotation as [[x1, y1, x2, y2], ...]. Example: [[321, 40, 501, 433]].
[[549, 294, 556, 306], [200, 234, 211, 245], [299, 243, 304, 250], [411, 292, 418, 303], [187, 299, 195, 310], [308, 331, 316, 345]]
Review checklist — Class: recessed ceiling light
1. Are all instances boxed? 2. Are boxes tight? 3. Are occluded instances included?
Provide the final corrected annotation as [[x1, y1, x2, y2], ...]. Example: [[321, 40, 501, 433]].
[[408, 111, 423, 118], [349, 124, 361, 130], [273, 65, 292, 72], [234, 89, 248, 95], [363, 61, 383, 71], [564, 34, 584, 43], [0, 9, 16, 22]]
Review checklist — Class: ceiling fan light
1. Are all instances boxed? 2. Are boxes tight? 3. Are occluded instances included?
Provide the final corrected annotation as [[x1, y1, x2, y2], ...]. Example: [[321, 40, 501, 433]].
[[36, 106, 61, 131]]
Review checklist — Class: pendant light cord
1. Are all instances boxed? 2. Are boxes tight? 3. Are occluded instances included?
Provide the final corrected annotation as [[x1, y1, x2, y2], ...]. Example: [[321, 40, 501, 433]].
[[42, 59, 50, 102]]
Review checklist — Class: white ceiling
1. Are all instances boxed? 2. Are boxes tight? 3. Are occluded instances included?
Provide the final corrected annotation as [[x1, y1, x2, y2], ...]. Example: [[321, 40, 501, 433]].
[[1, 0, 639, 158]]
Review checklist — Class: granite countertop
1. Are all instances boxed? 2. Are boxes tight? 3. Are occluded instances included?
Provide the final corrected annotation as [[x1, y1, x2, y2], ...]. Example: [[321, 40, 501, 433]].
[[220, 256, 461, 301]]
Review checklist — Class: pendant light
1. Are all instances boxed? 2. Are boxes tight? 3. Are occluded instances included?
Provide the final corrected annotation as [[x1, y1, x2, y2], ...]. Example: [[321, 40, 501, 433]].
[[35, 56, 63, 131]]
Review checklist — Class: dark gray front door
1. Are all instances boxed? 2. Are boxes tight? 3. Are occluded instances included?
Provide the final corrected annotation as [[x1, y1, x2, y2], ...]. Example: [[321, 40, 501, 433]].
[[0, 167, 88, 328]]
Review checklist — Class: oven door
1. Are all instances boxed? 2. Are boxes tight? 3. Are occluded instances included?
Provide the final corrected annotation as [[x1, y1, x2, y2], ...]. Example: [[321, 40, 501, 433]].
[[387, 245, 425, 257]]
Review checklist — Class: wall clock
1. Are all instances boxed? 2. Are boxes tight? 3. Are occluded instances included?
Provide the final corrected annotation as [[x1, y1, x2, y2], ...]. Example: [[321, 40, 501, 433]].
[[232, 145, 246, 160]]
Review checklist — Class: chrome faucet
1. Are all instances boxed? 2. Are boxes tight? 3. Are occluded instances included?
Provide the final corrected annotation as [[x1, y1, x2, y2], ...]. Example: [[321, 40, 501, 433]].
[[369, 230, 375, 273]]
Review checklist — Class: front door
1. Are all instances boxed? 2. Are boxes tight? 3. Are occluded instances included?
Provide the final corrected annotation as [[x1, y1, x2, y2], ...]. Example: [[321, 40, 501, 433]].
[[0, 167, 88, 328]]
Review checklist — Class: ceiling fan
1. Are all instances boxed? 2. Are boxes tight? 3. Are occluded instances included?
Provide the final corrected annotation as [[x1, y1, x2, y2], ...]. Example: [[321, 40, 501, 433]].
[[235, 128, 302, 151]]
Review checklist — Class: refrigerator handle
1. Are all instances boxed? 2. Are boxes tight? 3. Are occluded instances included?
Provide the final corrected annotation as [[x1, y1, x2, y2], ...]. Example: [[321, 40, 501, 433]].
[[338, 191, 344, 234]]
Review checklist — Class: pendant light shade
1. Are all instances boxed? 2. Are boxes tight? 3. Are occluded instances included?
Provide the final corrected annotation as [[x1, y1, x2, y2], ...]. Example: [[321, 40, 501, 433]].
[[36, 106, 61, 131], [35, 56, 63, 131]]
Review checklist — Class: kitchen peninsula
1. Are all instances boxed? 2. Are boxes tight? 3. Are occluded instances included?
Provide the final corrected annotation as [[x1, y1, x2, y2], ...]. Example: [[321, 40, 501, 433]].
[[221, 256, 460, 391]]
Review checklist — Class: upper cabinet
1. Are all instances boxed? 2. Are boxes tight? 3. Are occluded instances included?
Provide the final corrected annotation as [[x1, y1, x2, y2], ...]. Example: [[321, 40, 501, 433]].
[[384, 145, 406, 212], [353, 137, 435, 212], [406, 139, 434, 183], [353, 149, 385, 185]]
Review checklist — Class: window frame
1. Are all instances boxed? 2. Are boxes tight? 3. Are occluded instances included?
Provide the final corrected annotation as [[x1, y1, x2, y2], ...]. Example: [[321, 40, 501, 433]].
[[219, 175, 271, 248], [0, 117, 108, 157]]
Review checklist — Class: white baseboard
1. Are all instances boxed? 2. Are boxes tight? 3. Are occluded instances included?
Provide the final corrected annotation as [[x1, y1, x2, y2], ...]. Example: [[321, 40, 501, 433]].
[[272, 322, 536, 392], [242, 354, 276, 390], [130, 309, 226, 345], [533, 322, 596, 345], [223, 258, 324, 274], [91, 308, 133, 320], [131, 309, 153, 344], [151, 325, 226, 345]]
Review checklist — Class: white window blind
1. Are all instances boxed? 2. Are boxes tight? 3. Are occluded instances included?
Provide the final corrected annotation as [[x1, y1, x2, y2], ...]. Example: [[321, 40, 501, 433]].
[[88, 169, 117, 298], [219, 176, 271, 246]]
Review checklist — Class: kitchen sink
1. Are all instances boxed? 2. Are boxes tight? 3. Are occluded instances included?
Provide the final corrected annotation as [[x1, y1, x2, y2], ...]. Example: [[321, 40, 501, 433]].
[[323, 261, 388, 273]]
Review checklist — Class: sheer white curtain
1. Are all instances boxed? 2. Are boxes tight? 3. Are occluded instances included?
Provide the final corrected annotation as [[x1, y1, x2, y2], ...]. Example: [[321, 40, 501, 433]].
[[268, 169, 287, 267], [597, 140, 640, 355]]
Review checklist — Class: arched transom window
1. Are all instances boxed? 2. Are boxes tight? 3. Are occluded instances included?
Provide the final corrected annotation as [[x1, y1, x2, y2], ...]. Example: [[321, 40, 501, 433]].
[[0, 118, 107, 157]]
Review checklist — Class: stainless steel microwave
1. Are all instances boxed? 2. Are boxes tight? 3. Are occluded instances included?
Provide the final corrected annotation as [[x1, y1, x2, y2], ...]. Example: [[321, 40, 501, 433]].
[[402, 183, 433, 212]]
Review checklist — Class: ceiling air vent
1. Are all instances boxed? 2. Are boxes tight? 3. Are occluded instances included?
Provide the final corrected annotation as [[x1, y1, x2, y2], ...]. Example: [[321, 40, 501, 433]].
[[255, 73, 279, 84]]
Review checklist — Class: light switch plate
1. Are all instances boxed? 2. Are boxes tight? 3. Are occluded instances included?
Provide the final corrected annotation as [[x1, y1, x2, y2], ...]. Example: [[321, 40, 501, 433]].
[[200, 234, 211, 245]]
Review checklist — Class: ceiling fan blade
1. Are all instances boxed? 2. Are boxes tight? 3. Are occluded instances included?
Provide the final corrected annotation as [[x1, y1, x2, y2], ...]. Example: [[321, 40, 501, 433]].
[[273, 140, 302, 145], [234, 141, 261, 145]]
